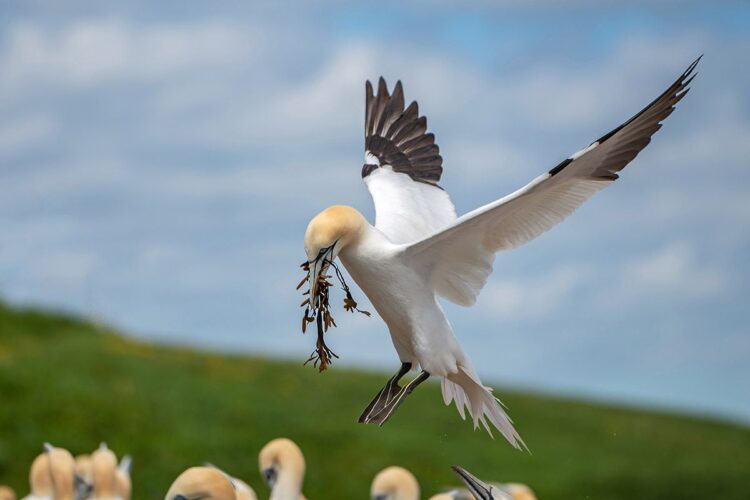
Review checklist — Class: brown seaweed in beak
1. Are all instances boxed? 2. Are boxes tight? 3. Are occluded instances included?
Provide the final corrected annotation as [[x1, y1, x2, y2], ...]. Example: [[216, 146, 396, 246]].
[[297, 257, 369, 372]]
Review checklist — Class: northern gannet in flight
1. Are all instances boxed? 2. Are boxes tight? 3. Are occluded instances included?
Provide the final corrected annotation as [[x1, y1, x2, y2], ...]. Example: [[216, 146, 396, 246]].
[[302, 57, 700, 448]]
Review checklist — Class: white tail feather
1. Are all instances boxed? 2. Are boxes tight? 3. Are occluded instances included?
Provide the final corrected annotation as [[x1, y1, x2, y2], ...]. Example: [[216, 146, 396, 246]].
[[442, 367, 527, 450]]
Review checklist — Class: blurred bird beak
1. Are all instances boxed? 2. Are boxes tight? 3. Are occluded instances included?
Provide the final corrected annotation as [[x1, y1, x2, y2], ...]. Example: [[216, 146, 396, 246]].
[[451, 466, 495, 500]]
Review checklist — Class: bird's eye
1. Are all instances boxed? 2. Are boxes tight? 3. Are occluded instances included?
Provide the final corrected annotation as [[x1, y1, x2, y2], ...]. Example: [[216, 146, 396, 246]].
[[263, 467, 277, 485], [315, 245, 331, 261]]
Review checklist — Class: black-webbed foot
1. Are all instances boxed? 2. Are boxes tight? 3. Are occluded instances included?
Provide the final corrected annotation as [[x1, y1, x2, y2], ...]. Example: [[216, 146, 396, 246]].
[[359, 367, 430, 426], [358, 362, 411, 423]]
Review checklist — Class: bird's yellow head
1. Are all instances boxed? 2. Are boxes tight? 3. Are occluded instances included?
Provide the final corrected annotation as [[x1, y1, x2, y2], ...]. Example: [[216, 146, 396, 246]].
[[303, 205, 366, 296], [164, 467, 235, 500], [304, 205, 366, 261], [258, 438, 306, 490], [370, 466, 420, 500]]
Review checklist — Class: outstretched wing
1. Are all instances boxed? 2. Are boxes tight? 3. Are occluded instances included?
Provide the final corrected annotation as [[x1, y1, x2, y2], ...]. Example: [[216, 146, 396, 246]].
[[363, 77, 456, 244], [405, 57, 701, 306]]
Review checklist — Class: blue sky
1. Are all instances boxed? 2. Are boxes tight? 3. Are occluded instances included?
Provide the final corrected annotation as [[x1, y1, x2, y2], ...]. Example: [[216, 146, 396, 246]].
[[1, 1, 749, 423]]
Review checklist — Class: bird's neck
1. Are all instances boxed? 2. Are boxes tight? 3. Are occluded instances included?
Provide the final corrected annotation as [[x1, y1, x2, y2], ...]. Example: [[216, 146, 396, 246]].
[[340, 220, 394, 257]]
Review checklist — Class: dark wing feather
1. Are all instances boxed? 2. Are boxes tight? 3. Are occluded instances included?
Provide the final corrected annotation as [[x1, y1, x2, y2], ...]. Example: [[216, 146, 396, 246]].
[[363, 77, 444, 186], [548, 55, 701, 181]]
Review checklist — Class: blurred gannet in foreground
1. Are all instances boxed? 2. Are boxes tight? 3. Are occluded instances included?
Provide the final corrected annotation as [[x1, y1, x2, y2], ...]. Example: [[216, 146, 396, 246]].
[[165, 467, 236, 500], [0, 486, 16, 500], [302, 57, 700, 447], [23, 451, 53, 500], [258, 438, 307, 500], [90, 443, 122, 500], [370, 466, 419, 500], [23, 443, 77, 500]]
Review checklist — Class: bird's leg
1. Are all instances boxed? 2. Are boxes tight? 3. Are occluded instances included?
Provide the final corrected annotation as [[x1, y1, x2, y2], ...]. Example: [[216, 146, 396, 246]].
[[361, 370, 430, 426], [358, 362, 412, 423]]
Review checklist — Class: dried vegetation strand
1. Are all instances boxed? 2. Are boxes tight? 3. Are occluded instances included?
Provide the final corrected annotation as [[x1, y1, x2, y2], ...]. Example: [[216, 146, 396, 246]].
[[297, 259, 370, 371]]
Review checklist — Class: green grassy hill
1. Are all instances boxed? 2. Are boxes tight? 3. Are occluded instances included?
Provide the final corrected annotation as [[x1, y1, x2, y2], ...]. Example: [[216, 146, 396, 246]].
[[0, 301, 748, 499]]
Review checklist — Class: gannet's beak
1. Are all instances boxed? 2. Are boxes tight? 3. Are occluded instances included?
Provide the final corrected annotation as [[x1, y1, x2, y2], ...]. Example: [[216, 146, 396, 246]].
[[308, 244, 336, 304], [308, 257, 323, 303], [451, 466, 496, 500]]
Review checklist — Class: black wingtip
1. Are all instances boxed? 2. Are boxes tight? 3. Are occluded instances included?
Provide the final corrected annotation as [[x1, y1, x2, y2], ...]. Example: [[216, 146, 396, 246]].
[[683, 55, 702, 79]]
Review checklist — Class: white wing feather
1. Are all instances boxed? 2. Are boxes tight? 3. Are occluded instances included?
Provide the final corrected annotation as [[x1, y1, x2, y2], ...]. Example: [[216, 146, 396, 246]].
[[365, 166, 456, 244], [404, 58, 699, 306]]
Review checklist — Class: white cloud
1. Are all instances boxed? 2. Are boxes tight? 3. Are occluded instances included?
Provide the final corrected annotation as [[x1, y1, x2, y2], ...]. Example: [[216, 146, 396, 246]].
[[478, 265, 590, 320], [0, 20, 264, 90], [27, 249, 99, 288], [0, 112, 58, 154], [602, 242, 727, 309]]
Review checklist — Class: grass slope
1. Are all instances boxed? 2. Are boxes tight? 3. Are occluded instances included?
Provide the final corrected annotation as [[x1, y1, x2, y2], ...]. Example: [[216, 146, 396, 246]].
[[0, 301, 748, 499]]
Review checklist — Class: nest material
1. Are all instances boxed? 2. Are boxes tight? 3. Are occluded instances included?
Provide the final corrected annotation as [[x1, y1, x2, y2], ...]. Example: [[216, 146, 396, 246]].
[[298, 259, 370, 372]]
